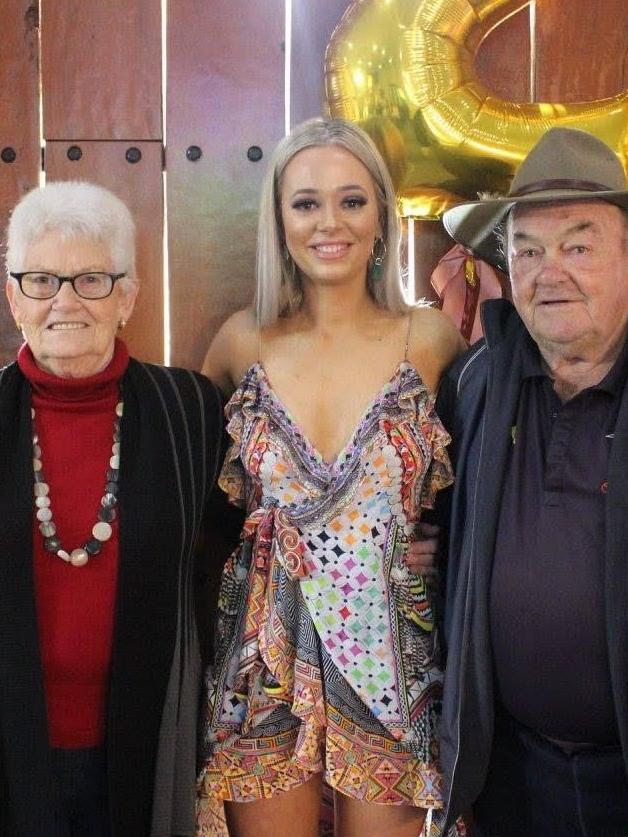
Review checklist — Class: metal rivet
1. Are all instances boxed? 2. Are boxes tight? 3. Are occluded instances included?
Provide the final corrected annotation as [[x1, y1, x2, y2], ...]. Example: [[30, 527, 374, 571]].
[[186, 145, 202, 162], [247, 145, 263, 162], [125, 147, 142, 164], [1, 147, 16, 163], [67, 145, 82, 161]]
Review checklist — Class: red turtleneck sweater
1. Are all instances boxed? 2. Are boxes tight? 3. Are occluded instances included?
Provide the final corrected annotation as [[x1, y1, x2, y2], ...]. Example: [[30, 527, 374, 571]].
[[18, 340, 129, 748]]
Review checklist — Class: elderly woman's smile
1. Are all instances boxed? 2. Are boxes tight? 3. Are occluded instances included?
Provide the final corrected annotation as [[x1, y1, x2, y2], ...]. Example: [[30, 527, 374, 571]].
[[6, 229, 137, 379]]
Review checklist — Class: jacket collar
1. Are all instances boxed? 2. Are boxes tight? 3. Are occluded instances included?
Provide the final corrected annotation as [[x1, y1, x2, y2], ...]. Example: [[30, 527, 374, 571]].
[[480, 298, 526, 350]]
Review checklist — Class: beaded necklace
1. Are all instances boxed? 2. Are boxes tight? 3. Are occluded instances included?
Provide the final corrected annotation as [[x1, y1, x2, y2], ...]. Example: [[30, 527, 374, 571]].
[[32, 399, 123, 567]]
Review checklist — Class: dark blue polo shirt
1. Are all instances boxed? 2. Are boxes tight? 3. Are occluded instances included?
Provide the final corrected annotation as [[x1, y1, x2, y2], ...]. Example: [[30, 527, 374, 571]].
[[490, 334, 627, 745]]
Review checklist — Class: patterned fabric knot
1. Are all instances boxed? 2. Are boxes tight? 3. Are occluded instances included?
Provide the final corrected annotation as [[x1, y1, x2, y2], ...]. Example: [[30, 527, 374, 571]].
[[242, 505, 306, 579]]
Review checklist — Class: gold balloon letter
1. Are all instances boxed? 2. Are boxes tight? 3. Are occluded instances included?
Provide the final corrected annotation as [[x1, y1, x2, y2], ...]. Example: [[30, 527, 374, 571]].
[[326, 0, 628, 218]]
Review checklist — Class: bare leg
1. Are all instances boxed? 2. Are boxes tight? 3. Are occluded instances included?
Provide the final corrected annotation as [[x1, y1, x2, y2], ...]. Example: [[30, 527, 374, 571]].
[[224, 773, 323, 837], [334, 792, 427, 837]]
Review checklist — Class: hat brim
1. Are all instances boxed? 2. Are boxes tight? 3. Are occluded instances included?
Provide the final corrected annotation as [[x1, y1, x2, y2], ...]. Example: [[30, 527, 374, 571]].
[[443, 189, 628, 272]]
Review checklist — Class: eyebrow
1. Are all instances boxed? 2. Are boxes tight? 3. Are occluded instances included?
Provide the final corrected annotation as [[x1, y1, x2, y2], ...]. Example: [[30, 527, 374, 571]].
[[289, 184, 369, 198], [512, 221, 599, 242]]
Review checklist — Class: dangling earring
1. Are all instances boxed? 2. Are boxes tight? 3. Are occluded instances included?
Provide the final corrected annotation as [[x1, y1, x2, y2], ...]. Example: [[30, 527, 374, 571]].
[[117, 319, 127, 331], [282, 244, 290, 262], [15, 321, 22, 332], [369, 238, 386, 282]]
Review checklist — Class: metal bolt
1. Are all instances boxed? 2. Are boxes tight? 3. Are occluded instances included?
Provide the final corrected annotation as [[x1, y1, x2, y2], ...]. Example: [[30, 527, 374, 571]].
[[186, 145, 202, 161], [247, 146, 263, 162], [67, 145, 82, 161]]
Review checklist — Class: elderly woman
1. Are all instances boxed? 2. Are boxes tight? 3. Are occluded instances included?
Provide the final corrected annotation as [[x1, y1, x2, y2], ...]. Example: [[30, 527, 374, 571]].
[[0, 181, 226, 837], [197, 118, 465, 837]]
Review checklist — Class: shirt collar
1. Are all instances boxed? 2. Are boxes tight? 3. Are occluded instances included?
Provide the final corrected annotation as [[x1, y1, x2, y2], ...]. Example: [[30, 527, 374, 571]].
[[520, 333, 545, 380], [597, 336, 628, 395], [520, 331, 628, 396]]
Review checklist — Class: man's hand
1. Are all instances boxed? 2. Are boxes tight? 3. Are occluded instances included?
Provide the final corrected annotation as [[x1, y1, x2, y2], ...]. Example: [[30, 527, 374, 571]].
[[405, 522, 440, 581]]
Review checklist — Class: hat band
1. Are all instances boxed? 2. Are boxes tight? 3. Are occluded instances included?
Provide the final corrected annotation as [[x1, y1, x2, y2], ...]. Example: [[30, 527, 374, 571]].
[[510, 178, 612, 198]]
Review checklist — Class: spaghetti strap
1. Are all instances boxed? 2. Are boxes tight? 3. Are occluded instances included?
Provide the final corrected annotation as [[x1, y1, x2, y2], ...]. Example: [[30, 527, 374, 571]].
[[258, 328, 263, 363], [403, 313, 412, 361]]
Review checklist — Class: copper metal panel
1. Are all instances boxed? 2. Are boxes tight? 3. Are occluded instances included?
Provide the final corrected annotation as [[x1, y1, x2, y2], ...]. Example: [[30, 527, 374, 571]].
[[535, 0, 627, 101], [291, 0, 350, 126], [45, 141, 164, 363], [0, 0, 41, 365], [476, 4, 532, 103], [41, 0, 162, 140], [167, 0, 285, 369]]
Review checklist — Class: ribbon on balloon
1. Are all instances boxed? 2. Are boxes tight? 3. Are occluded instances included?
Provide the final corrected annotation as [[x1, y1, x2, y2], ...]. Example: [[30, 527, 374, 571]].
[[431, 244, 507, 344]]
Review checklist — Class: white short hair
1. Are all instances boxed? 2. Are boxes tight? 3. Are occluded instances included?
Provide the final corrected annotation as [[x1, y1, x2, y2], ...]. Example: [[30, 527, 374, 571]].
[[255, 117, 410, 326], [6, 181, 137, 289]]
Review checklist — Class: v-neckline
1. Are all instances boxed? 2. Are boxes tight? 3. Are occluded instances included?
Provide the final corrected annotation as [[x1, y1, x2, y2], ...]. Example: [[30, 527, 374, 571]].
[[249, 361, 414, 471]]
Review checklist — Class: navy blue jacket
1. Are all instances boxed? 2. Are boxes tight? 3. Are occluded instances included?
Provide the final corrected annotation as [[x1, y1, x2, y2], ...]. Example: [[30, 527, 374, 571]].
[[436, 299, 628, 827]]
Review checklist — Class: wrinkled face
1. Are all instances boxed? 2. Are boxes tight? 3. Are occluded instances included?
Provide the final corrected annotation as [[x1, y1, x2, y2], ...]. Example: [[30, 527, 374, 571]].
[[6, 229, 137, 377], [507, 201, 628, 356], [280, 144, 382, 289]]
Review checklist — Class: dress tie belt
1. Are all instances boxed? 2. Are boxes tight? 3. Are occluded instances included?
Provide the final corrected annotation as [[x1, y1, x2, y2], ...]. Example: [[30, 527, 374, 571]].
[[243, 505, 306, 580]]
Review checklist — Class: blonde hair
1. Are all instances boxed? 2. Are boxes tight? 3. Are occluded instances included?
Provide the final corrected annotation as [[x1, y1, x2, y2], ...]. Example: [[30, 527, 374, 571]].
[[255, 117, 409, 326], [6, 181, 137, 292]]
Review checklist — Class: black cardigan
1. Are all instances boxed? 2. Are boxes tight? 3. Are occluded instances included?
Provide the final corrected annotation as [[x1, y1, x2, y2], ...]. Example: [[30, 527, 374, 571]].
[[0, 357, 232, 836]]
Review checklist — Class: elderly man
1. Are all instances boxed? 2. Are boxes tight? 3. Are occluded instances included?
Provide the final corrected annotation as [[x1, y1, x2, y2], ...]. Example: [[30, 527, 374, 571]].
[[435, 128, 628, 836]]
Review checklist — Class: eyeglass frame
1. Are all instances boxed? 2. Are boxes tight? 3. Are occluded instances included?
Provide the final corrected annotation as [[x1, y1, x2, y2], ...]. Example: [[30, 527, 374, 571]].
[[9, 271, 127, 300]]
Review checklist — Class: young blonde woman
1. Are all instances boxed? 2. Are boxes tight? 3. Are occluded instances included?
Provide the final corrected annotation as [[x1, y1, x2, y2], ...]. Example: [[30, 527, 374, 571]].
[[197, 118, 465, 837]]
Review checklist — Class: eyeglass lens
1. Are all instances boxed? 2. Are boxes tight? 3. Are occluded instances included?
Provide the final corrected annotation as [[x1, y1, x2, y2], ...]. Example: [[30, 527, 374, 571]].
[[20, 272, 114, 299]]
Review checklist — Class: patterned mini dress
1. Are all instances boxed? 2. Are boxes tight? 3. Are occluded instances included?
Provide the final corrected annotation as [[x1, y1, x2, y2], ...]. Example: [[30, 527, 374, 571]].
[[197, 357, 453, 824]]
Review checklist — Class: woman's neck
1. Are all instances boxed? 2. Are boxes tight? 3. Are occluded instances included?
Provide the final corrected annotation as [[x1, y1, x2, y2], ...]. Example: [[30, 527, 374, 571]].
[[18, 340, 129, 401], [299, 281, 379, 334], [33, 349, 116, 380]]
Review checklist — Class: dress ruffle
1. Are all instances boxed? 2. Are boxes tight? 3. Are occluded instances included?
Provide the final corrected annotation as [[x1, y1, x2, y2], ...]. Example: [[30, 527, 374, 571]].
[[217, 365, 266, 508], [394, 364, 454, 511]]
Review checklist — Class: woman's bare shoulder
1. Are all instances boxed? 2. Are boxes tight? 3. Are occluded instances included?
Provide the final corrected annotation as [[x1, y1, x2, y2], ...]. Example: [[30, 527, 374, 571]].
[[407, 305, 467, 393], [201, 308, 259, 394]]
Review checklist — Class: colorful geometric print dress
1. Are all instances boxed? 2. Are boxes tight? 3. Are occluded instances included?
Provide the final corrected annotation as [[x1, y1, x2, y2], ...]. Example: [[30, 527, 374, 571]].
[[197, 358, 453, 827]]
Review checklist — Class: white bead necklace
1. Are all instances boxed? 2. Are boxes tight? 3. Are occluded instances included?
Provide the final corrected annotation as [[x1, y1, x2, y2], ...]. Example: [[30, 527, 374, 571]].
[[31, 400, 123, 567]]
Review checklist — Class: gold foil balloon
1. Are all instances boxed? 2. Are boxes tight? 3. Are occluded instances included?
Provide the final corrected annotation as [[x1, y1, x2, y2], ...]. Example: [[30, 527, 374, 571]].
[[325, 0, 628, 219]]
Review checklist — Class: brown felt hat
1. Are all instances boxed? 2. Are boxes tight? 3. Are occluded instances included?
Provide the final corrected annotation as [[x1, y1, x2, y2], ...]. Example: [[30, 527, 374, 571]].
[[443, 128, 628, 271]]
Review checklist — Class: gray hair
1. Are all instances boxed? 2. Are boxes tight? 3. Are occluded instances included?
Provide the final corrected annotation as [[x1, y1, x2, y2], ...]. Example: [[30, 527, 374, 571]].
[[255, 117, 410, 326], [6, 181, 137, 291]]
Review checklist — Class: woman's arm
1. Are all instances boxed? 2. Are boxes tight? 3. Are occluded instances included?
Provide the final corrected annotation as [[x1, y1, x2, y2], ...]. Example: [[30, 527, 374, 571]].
[[404, 307, 465, 577], [407, 306, 467, 395], [201, 307, 258, 395]]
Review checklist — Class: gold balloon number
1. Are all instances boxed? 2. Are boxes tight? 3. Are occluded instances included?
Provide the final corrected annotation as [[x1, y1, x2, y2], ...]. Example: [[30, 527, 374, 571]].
[[325, 0, 628, 219]]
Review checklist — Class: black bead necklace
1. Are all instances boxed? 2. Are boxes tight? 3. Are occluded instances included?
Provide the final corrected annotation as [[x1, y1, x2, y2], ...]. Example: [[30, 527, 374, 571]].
[[32, 399, 123, 567]]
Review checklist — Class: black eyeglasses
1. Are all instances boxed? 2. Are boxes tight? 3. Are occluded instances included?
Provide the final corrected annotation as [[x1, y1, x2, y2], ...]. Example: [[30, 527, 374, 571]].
[[9, 271, 126, 300]]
